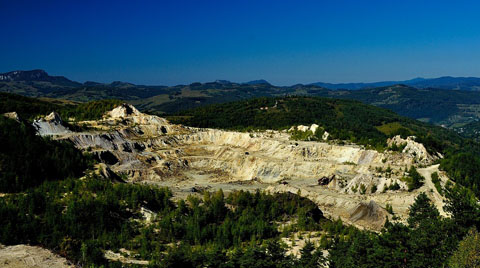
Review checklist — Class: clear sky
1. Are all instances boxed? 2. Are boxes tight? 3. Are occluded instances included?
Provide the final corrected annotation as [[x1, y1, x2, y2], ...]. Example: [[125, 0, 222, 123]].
[[1, 0, 480, 85]]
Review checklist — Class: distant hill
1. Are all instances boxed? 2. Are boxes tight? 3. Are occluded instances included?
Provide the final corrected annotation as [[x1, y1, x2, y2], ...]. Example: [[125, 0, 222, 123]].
[[0, 92, 124, 121], [408, 76, 480, 91], [310, 78, 425, 90], [453, 120, 480, 140], [169, 96, 464, 152], [0, 69, 81, 87], [0, 70, 168, 101], [244, 79, 271, 85], [4, 70, 480, 132], [311, 76, 480, 91], [310, 85, 480, 127]]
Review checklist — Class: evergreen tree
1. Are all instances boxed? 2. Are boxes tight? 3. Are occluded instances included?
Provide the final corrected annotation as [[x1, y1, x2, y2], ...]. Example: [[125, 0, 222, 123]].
[[449, 228, 480, 268]]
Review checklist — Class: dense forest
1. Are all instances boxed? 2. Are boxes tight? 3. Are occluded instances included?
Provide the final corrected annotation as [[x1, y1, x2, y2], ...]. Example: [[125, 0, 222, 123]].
[[0, 174, 333, 267], [1, 172, 479, 267], [0, 116, 92, 192], [0, 92, 123, 121], [0, 94, 125, 192]]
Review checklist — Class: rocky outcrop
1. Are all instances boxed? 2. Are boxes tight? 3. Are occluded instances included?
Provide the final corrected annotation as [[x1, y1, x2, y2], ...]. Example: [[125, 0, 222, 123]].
[[106, 103, 142, 118], [267, 184, 388, 230], [96, 163, 123, 182], [387, 135, 438, 164], [166, 129, 389, 183], [322, 131, 329, 141], [289, 124, 320, 134], [3, 112, 20, 122], [349, 200, 387, 230], [33, 112, 71, 136]]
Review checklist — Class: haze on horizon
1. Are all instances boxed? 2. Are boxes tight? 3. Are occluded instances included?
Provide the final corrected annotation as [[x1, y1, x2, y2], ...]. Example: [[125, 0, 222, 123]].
[[1, 0, 480, 86]]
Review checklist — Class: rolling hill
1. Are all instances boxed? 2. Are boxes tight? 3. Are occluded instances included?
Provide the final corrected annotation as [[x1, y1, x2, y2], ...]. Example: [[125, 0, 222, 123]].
[[311, 76, 480, 91], [4, 70, 480, 132], [311, 85, 480, 127]]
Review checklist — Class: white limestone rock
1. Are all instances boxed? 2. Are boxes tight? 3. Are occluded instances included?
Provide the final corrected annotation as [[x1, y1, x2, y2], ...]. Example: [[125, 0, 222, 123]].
[[33, 112, 71, 136]]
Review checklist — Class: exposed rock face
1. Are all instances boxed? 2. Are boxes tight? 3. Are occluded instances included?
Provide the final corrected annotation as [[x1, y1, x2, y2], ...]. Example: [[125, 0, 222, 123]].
[[96, 163, 123, 182], [289, 124, 320, 134], [322, 131, 329, 141], [44, 111, 62, 122], [3, 112, 20, 122], [297, 125, 309, 132], [171, 129, 387, 183], [349, 200, 387, 230], [94, 150, 119, 165], [0, 244, 73, 268], [33, 112, 71, 136], [387, 135, 437, 164], [49, 104, 448, 231], [106, 103, 141, 118], [266, 184, 388, 230]]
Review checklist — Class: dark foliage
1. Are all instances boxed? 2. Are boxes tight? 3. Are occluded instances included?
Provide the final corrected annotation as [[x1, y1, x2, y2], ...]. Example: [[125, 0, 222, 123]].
[[441, 153, 480, 197], [0, 92, 124, 121], [328, 193, 464, 268], [60, 99, 124, 121], [0, 92, 72, 120], [0, 117, 91, 192]]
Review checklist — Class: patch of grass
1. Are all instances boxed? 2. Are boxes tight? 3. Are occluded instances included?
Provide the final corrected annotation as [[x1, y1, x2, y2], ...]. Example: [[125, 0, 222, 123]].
[[431, 172, 443, 195], [376, 122, 412, 137]]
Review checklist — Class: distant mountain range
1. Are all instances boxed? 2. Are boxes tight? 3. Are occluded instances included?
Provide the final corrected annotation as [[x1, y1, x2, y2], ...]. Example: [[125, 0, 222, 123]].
[[0, 69, 81, 87], [311, 76, 480, 91], [243, 79, 271, 85], [2, 69, 480, 131], [4, 69, 480, 90]]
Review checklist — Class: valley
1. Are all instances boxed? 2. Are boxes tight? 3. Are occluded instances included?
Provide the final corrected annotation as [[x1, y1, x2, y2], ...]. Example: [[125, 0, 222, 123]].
[[36, 103, 447, 231]]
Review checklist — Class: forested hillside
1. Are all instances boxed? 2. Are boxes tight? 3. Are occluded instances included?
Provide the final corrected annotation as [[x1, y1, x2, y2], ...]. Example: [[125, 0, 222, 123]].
[[1, 172, 479, 267], [170, 96, 462, 151], [5, 70, 480, 130], [0, 116, 91, 192], [0, 92, 123, 121], [315, 85, 480, 127]]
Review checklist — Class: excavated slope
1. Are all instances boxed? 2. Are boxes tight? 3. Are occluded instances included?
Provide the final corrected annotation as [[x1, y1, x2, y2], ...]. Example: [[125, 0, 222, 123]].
[[43, 104, 448, 231]]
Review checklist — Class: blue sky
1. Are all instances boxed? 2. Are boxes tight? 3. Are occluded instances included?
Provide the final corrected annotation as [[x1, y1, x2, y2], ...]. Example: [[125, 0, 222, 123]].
[[1, 0, 480, 85]]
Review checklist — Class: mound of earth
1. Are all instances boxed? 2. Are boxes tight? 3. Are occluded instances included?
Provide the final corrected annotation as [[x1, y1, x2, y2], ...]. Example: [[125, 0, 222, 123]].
[[349, 200, 387, 230], [0, 244, 73, 268], [106, 103, 142, 118]]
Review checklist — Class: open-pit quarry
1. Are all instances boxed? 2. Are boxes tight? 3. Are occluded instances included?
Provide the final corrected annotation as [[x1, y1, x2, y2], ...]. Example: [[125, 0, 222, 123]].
[[35, 104, 450, 231]]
